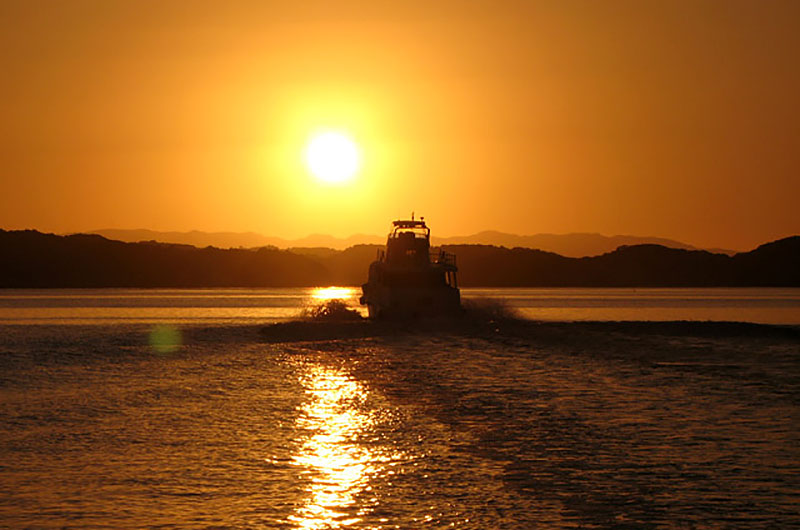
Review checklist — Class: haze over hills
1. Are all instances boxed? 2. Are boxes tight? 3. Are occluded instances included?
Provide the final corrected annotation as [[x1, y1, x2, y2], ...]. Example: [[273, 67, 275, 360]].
[[88, 229, 385, 251], [88, 229, 736, 257], [432, 231, 737, 257]]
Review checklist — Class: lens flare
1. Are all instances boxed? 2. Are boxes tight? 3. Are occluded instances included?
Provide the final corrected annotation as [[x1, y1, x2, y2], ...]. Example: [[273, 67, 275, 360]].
[[148, 324, 181, 354]]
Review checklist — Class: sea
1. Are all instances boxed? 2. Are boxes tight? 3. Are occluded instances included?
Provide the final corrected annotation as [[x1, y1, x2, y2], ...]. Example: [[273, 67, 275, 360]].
[[1, 287, 798, 326], [0, 288, 798, 528]]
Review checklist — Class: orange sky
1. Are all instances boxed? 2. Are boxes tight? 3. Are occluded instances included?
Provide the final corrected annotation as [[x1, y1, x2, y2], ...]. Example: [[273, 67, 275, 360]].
[[1, 1, 798, 250]]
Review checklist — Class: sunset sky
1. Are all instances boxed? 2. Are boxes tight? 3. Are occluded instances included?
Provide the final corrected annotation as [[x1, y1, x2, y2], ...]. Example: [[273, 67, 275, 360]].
[[1, 1, 798, 250]]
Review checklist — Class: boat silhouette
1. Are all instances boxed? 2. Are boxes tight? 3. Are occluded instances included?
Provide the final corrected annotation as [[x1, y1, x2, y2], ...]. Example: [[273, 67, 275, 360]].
[[360, 216, 461, 319]]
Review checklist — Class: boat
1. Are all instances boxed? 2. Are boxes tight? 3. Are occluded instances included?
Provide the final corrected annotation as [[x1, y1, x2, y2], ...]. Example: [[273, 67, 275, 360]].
[[360, 216, 461, 319]]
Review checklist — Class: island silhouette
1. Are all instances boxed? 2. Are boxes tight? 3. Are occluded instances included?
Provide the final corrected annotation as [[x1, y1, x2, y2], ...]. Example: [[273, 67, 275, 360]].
[[1, 229, 797, 288]]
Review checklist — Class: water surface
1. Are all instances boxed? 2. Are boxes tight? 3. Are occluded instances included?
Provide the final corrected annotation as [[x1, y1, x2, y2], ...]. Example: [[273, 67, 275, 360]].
[[1, 287, 798, 324], [0, 289, 798, 527]]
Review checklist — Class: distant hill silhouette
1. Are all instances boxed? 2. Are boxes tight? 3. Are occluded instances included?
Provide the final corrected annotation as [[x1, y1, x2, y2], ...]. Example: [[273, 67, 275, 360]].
[[439, 237, 799, 286], [432, 231, 737, 257], [2, 230, 797, 288], [0, 230, 328, 287], [88, 228, 735, 257], [88, 229, 385, 251]]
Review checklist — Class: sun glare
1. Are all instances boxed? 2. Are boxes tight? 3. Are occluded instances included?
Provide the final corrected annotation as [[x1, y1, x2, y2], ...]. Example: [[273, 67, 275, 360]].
[[312, 286, 356, 301], [305, 131, 360, 184]]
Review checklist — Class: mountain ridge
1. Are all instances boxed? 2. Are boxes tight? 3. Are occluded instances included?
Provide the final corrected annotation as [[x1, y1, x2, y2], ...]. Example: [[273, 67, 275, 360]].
[[86, 228, 736, 257]]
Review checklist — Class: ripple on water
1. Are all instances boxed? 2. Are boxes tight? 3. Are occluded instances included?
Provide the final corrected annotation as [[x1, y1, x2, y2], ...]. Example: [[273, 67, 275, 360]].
[[0, 324, 798, 528]]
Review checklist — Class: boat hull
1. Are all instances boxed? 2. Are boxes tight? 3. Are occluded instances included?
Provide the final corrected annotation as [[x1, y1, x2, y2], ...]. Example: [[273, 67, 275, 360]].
[[360, 281, 461, 319]]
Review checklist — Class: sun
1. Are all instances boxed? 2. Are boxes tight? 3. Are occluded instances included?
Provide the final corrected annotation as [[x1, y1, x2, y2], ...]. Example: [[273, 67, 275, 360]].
[[304, 131, 360, 184]]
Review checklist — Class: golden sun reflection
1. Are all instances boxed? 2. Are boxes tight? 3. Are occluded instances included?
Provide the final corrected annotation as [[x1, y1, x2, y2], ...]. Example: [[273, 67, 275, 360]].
[[311, 287, 357, 301], [288, 364, 396, 529]]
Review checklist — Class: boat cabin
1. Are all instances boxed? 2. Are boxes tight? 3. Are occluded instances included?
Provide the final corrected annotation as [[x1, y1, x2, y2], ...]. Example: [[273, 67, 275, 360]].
[[385, 219, 432, 267]]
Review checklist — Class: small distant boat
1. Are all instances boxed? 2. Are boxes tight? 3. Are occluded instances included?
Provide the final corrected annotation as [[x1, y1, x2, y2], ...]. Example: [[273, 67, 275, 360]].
[[360, 216, 461, 319]]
